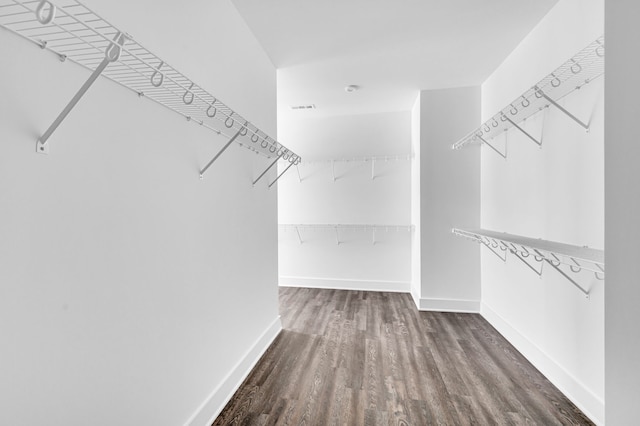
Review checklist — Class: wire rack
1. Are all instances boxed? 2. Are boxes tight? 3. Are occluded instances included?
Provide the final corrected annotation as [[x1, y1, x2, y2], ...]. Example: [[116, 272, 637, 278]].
[[452, 36, 604, 150], [0, 0, 300, 163], [452, 228, 604, 297]]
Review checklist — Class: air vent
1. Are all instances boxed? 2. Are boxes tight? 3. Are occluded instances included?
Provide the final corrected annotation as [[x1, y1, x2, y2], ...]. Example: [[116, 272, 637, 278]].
[[290, 104, 316, 110]]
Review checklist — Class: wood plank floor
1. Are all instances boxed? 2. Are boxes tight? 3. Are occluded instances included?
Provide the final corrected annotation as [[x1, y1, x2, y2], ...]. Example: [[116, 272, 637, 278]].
[[213, 288, 593, 425]]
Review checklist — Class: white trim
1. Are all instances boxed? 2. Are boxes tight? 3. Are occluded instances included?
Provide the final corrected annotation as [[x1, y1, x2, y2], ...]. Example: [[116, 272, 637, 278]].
[[414, 296, 480, 313], [481, 303, 604, 426], [279, 275, 410, 293], [183, 316, 282, 426]]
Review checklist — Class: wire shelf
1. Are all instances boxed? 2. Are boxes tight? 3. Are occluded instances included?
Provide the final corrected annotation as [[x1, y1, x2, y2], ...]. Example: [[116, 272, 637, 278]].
[[280, 224, 414, 232], [0, 0, 300, 163], [452, 36, 604, 150], [452, 227, 604, 297]]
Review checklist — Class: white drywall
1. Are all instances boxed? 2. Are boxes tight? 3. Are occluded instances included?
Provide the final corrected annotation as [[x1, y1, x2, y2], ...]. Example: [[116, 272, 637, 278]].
[[277, 112, 412, 291], [415, 86, 481, 311], [605, 1, 640, 424], [410, 93, 422, 301], [479, 0, 604, 423], [0, 1, 280, 425]]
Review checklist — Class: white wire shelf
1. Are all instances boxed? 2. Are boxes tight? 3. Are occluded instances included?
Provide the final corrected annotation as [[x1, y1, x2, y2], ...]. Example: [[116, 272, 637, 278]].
[[452, 228, 604, 297], [0, 0, 301, 166], [280, 223, 414, 245], [298, 154, 413, 165], [291, 154, 412, 182], [452, 36, 604, 154]]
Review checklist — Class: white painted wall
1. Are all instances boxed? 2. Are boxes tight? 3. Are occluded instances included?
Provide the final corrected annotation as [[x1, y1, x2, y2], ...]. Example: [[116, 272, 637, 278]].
[[0, 1, 280, 425], [605, 1, 640, 424], [415, 86, 481, 312], [411, 94, 422, 300], [277, 112, 412, 292], [479, 0, 604, 423]]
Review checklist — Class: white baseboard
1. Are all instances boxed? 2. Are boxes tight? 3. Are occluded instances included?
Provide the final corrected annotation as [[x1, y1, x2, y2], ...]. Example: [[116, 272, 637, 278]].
[[279, 276, 410, 293], [183, 317, 282, 426], [481, 303, 604, 426], [412, 296, 480, 313]]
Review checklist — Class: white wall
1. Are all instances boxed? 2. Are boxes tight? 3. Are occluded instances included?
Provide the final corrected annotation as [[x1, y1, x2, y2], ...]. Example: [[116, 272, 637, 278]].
[[0, 1, 280, 425], [479, 0, 604, 423], [605, 1, 640, 424], [277, 111, 412, 292], [411, 94, 422, 299], [415, 86, 481, 312]]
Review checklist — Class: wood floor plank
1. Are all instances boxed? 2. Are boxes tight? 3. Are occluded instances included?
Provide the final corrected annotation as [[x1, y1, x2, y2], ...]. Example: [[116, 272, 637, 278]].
[[213, 288, 594, 425]]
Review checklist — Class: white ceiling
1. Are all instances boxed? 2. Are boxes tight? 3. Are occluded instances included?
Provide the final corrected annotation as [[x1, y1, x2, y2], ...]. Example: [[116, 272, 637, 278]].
[[231, 0, 558, 118]]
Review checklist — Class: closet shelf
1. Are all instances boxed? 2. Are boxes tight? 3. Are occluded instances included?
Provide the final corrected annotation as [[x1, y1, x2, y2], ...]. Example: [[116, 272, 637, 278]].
[[293, 154, 412, 182], [452, 36, 604, 153], [0, 0, 301, 166], [280, 224, 413, 245], [299, 154, 413, 165], [452, 228, 604, 297]]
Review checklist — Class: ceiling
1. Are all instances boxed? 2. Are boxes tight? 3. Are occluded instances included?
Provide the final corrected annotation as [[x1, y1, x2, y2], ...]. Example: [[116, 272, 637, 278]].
[[231, 0, 558, 118]]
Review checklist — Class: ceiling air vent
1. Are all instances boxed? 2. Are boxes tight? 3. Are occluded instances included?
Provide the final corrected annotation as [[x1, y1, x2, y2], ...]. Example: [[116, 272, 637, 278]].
[[290, 104, 316, 110]]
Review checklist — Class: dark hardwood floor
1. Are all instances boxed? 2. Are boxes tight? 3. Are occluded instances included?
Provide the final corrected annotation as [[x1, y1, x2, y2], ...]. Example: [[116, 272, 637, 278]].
[[213, 288, 593, 425]]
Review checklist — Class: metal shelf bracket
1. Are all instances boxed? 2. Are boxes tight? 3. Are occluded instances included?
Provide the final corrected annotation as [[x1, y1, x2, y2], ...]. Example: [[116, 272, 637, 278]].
[[268, 160, 295, 189], [199, 125, 245, 179], [253, 153, 284, 186], [535, 87, 590, 131], [36, 31, 127, 154]]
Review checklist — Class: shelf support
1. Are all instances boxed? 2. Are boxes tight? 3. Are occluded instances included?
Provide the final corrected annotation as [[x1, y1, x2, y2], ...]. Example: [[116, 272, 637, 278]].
[[36, 31, 127, 154], [331, 160, 336, 182], [544, 259, 590, 298], [536, 88, 590, 130], [268, 161, 295, 188], [503, 115, 542, 147], [295, 226, 303, 244], [371, 158, 376, 180], [334, 226, 340, 245], [199, 126, 245, 178], [477, 135, 506, 159], [372, 227, 376, 245], [296, 165, 302, 182], [253, 153, 284, 186]]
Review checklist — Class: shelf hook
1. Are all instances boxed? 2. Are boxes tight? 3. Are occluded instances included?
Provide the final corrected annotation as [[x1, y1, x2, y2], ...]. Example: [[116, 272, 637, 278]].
[[150, 61, 164, 87], [521, 96, 530, 108], [251, 133, 259, 143], [595, 41, 605, 57], [570, 59, 582, 75], [491, 118, 499, 128], [206, 99, 217, 118], [260, 137, 269, 149], [510, 104, 518, 116], [183, 83, 195, 105], [225, 113, 235, 128], [550, 74, 561, 88], [35, 0, 56, 25]]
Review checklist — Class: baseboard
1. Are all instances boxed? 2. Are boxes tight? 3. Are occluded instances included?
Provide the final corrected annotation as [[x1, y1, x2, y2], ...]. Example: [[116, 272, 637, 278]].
[[279, 276, 410, 293], [412, 296, 480, 313], [183, 316, 282, 426], [481, 303, 604, 426]]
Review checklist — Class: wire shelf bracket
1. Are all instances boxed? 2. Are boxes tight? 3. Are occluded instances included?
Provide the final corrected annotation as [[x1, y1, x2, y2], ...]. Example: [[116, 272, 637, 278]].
[[253, 153, 284, 186], [452, 36, 604, 155], [452, 228, 604, 298], [0, 0, 301, 167]]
